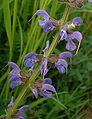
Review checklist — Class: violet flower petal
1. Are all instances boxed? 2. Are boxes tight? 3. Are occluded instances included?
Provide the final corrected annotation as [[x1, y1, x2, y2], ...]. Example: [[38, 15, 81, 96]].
[[10, 69, 21, 81], [71, 31, 82, 42], [8, 62, 20, 71], [36, 10, 50, 20], [42, 90, 52, 98], [32, 88, 38, 98], [43, 78, 52, 84], [18, 105, 30, 119], [8, 96, 14, 107], [42, 84, 56, 93], [40, 58, 48, 78], [55, 59, 68, 74], [38, 20, 54, 33], [66, 40, 76, 51], [72, 17, 83, 26], [24, 53, 38, 68], [10, 80, 22, 89], [88, 0, 92, 3], [59, 51, 72, 59], [59, 23, 68, 41]]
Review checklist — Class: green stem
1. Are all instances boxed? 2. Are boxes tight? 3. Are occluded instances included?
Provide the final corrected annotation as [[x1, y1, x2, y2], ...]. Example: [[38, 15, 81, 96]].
[[6, 4, 71, 118]]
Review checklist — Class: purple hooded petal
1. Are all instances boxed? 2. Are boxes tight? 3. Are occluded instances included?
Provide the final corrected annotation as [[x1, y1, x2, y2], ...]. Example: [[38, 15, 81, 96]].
[[59, 30, 67, 41], [43, 78, 52, 84], [38, 20, 54, 33], [55, 59, 68, 74], [41, 84, 56, 98], [42, 84, 56, 93], [40, 58, 48, 78], [8, 96, 14, 107], [42, 90, 52, 98], [19, 105, 30, 111], [59, 23, 68, 41], [32, 88, 38, 98], [72, 17, 83, 26], [18, 105, 30, 119], [10, 80, 22, 89], [8, 62, 20, 71], [66, 40, 76, 51], [24, 53, 38, 68], [71, 31, 82, 42], [10, 69, 21, 81], [18, 116, 24, 119], [24, 53, 38, 60], [88, 0, 92, 3], [59, 51, 72, 59], [36, 10, 50, 20]]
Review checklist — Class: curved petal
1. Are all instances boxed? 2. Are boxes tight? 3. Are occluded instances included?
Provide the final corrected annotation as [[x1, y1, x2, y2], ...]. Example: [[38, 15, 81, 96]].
[[43, 40, 49, 53], [36, 10, 50, 20], [24, 53, 38, 61], [59, 51, 72, 59], [43, 21, 55, 33], [24, 59, 35, 68], [40, 58, 48, 78], [72, 17, 83, 26], [57, 66, 66, 74], [55, 59, 68, 74], [19, 105, 30, 111], [32, 88, 38, 98], [38, 20, 46, 28], [42, 90, 52, 98], [42, 84, 56, 93], [43, 78, 52, 84], [71, 31, 82, 42], [10, 69, 21, 81], [10, 80, 22, 89], [66, 40, 76, 51], [8, 96, 14, 107], [8, 62, 20, 71], [59, 30, 67, 41]]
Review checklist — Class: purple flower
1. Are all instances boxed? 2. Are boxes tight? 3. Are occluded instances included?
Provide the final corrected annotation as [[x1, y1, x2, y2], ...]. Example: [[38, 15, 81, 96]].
[[59, 21, 82, 53], [40, 58, 48, 78], [24, 53, 38, 68], [59, 23, 68, 41], [8, 97, 30, 119], [71, 17, 83, 28], [66, 31, 82, 52], [88, 0, 92, 4], [41, 78, 56, 98], [8, 62, 22, 89], [18, 105, 30, 119], [32, 78, 56, 99], [36, 10, 55, 33], [55, 52, 72, 74]]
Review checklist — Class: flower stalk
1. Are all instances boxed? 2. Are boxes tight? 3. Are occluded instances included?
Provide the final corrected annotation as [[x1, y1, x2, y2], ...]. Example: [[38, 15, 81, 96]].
[[6, 4, 71, 118]]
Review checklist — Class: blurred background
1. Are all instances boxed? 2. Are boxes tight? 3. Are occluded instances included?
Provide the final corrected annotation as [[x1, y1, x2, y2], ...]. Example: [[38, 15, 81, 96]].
[[0, 0, 92, 118]]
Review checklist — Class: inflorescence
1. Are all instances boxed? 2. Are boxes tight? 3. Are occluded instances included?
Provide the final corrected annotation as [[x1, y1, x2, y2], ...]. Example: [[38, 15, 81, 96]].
[[4, 0, 92, 118]]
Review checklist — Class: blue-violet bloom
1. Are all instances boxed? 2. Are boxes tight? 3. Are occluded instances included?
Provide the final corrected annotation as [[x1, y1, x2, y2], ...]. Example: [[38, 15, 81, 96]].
[[88, 0, 92, 4], [36, 10, 55, 33], [55, 51, 72, 74], [8, 62, 22, 89], [24, 53, 38, 68], [32, 78, 56, 99]]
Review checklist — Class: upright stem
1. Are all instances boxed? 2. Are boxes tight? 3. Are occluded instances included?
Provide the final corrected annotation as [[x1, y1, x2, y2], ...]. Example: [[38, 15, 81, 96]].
[[7, 4, 71, 118]]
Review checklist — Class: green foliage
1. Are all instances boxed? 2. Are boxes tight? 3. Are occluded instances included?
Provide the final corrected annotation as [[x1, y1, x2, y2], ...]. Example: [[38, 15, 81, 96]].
[[0, 0, 92, 118]]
